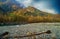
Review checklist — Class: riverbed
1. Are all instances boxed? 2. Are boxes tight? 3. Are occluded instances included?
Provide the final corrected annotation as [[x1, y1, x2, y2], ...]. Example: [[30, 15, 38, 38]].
[[0, 23, 60, 39]]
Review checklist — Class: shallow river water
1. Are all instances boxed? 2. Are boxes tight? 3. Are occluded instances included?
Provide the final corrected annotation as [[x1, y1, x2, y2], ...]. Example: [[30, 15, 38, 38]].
[[0, 23, 60, 39]]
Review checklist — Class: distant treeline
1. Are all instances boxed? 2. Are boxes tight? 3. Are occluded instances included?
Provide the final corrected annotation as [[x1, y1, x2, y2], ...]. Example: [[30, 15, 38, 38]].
[[0, 13, 60, 25]]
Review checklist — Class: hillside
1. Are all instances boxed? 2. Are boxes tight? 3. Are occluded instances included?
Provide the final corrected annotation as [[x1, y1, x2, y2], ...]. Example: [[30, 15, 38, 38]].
[[11, 6, 53, 16], [0, 6, 60, 25]]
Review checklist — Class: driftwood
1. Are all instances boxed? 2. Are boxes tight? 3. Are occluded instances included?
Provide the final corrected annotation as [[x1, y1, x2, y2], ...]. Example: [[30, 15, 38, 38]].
[[0, 30, 53, 39], [10, 30, 51, 38], [0, 32, 9, 39]]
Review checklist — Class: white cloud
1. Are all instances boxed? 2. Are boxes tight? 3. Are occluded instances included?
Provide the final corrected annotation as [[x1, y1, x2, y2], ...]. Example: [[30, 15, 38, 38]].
[[32, 1, 57, 14], [42, 9, 57, 14], [16, 0, 32, 7], [22, 0, 32, 7], [16, 0, 57, 14]]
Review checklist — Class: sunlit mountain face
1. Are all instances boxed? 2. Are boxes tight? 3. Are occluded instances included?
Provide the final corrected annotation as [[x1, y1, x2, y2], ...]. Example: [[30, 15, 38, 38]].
[[16, 0, 60, 14], [0, 0, 25, 14]]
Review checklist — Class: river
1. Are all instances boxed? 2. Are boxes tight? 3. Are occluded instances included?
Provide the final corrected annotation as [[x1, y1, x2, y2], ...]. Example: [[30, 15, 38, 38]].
[[0, 23, 60, 39]]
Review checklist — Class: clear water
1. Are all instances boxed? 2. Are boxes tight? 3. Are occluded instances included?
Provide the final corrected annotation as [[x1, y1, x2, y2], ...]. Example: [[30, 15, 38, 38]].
[[0, 23, 60, 39]]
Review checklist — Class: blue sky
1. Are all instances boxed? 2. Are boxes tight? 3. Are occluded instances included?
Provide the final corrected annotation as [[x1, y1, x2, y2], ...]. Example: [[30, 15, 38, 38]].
[[16, 0, 60, 14]]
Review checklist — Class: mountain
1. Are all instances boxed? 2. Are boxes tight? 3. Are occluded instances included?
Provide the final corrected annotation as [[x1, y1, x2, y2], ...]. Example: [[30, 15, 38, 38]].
[[0, 6, 60, 25], [11, 6, 54, 16], [0, 0, 24, 14], [8, 6, 60, 22]]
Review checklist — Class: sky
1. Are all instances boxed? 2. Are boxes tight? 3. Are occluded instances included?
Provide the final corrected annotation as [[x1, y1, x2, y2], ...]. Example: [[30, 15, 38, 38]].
[[16, 0, 60, 14]]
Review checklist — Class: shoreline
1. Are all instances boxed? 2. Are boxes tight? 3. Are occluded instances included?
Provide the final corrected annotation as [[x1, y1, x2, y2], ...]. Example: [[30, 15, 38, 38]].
[[0, 22, 60, 26]]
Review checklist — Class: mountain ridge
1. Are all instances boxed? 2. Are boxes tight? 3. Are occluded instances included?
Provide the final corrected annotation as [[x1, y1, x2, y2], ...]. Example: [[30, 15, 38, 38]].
[[0, 0, 24, 14], [0, 6, 60, 25], [11, 6, 54, 16]]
